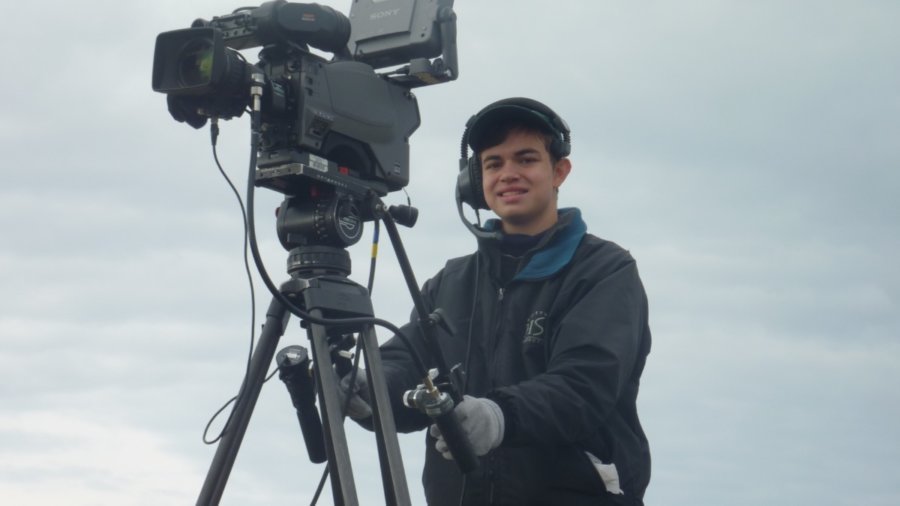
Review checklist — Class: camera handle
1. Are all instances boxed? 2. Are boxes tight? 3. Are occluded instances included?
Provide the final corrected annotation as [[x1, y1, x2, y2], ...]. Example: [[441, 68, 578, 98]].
[[196, 266, 411, 506]]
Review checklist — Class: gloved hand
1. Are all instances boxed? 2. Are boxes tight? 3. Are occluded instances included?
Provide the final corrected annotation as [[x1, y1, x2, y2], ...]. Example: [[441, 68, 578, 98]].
[[336, 369, 372, 421], [430, 395, 504, 460]]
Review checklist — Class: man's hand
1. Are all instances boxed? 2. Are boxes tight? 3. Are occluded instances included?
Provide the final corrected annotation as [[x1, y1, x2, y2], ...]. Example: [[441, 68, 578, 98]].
[[337, 370, 372, 421], [430, 395, 504, 459]]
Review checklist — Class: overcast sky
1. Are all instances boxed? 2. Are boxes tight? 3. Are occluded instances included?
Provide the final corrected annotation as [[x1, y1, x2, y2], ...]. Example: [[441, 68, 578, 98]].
[[2, 1, 898, 505]]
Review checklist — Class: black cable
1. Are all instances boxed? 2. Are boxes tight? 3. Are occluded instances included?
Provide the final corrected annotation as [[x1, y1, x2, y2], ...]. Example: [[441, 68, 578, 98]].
[[203, 367, 280, 445], [201, 119, 259, 446], [211, 120, 258, 392], [462, 253, 481, 395], [367, 220, 380, 296], [457, 258, 478, 505], [310, 467, 329, 506], [457, 474, 468, 506]]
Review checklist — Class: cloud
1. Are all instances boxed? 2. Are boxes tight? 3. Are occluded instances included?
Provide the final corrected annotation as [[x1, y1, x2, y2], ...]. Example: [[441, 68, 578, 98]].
[[642, 323, 900, 504], [2, 1, 899, 505], [0, 410, 202, 506]]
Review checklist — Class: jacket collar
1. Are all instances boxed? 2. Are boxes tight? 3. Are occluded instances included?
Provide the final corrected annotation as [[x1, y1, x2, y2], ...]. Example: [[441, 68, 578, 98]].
[[478, 208, 587, 281]]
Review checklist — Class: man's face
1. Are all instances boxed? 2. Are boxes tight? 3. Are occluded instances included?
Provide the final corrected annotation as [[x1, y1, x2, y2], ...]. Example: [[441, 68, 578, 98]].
[[480, 129, 571, 235]]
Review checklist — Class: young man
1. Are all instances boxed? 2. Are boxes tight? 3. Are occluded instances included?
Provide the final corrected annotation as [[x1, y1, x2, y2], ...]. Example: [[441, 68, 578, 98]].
[[348, 98, 652, 505]]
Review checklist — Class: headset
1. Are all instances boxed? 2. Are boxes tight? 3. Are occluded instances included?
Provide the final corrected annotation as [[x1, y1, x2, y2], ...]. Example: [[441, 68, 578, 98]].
[[456, 97, 572, 212]]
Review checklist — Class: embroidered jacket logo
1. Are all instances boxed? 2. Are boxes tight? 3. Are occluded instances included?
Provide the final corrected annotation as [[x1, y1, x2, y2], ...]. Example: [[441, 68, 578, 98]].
[[523, 311, 548, 344]]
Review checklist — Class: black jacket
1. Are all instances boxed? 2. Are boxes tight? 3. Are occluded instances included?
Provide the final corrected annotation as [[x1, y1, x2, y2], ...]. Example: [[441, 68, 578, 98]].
[[379, 208, 651, 505]]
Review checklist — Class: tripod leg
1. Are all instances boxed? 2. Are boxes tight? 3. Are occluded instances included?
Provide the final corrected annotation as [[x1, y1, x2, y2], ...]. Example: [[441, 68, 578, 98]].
[[360, 324, 412, 506], [292, 271, 411, 505], [197, 296, 291, 506], [307, 309, 359, 506]]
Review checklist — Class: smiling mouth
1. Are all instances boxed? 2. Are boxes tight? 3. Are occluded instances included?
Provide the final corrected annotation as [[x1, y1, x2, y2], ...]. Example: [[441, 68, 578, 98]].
[[498, 189, 527, 197]]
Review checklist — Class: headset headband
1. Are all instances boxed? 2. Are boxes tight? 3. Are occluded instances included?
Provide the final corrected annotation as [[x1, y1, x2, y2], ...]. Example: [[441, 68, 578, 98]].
[[461, 97, 571, 160]]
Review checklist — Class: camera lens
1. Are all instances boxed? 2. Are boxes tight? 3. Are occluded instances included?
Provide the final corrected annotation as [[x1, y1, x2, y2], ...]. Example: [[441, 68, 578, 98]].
[[177, 39, 214, 87]]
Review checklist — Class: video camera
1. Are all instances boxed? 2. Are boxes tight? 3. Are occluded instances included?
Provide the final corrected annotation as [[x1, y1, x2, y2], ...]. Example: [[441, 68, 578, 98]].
[[152, 0, 457, 198]]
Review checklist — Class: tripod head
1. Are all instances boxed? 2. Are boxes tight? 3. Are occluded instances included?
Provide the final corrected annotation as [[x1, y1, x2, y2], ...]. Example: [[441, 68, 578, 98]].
[[275, 180, 362, 281]]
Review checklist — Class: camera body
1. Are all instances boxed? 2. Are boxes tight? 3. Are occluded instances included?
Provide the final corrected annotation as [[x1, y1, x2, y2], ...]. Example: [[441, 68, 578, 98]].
[[152, 0, 457, 196]]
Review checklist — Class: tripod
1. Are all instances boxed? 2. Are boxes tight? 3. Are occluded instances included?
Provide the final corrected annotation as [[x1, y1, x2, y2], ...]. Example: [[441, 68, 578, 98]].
[[194, 156, 479, 503], [197, 192, 412, 505]]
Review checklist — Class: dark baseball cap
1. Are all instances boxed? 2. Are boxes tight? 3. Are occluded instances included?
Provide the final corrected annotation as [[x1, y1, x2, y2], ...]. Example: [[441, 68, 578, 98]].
[[465, 97, 571, 157]]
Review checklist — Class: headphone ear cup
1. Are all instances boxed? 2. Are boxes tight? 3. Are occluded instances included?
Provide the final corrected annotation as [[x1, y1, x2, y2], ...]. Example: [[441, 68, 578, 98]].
[[457, 156, 488, 210], [469, 157, 487, 210], [551, 138, 571, 159]]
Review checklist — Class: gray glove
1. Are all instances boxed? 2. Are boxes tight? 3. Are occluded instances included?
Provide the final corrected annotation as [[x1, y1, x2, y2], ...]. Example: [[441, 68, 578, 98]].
[[337, 370, 372, 421], [429, 395, 504, 459]]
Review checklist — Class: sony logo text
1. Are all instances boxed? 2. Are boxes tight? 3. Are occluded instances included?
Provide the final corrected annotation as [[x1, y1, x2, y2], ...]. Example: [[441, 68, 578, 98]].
[[370, 9, 401, 20]]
